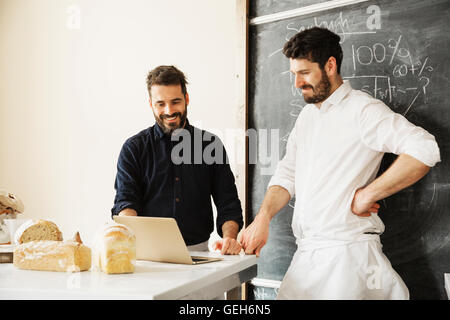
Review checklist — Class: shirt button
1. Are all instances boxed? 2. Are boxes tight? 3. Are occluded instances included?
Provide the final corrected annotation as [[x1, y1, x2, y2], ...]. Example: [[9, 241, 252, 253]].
[[175, 198, 180, 203]]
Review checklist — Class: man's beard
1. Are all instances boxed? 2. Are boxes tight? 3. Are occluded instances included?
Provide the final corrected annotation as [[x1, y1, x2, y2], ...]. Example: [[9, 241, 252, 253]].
[[301, 69, 332, 104], [154, 108, 188, 135]]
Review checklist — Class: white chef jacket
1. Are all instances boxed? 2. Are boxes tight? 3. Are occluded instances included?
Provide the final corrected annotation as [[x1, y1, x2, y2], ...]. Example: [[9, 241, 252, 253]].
[[269, 81, 440, 300]]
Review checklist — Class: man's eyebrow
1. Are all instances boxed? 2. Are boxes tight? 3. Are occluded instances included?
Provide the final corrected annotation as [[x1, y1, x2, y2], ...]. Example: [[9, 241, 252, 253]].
[[154, 97, 183, 104], [291, 68, 310, 73]]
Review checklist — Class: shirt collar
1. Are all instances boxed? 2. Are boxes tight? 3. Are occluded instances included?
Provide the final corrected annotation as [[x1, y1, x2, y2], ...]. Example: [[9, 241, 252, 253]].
[[154, 118, 191, 140], [320, 80, 352, 112]]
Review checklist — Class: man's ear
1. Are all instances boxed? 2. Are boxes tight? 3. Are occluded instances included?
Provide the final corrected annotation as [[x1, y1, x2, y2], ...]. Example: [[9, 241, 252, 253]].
[[149, 97, 153, 109], [325, 56, 338, 76], [185, 92, 190, 107]]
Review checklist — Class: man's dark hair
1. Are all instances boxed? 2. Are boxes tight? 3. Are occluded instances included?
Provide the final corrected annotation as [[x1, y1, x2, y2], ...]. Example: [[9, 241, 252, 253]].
[[283, 27, 343, 74], [146, 65, 188, 97]]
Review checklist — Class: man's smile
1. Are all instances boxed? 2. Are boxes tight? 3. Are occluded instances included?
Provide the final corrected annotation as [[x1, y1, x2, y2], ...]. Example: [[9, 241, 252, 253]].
[[162, 113, 181, 124]]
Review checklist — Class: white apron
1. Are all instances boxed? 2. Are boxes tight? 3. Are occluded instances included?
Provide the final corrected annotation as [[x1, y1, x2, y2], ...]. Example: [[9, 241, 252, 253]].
[[276, 236, 409, 300]]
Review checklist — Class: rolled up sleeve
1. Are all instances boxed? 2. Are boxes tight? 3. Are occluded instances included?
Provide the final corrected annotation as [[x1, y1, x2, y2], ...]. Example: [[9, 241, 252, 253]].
[[357, 101, 441, 167], [211, 138, 243, 237], [111, 139, 143, 217], [267, 122, 297, 198]]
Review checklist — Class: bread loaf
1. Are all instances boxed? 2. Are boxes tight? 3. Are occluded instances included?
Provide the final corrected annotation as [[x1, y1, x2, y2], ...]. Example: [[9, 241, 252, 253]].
[[0, 191, 25, 244], [0, 191, 24, 214], [14, 219, 63, 244], [93, 222, 136, 274], [13, 239, 91, 272]]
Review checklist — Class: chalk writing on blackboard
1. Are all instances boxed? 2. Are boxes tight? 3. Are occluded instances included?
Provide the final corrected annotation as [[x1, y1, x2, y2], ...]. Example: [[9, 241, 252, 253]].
[[253, 286, 279, 300], [285, 11, 378, 43], [274, 10, 436, 129], [348, 34, 434, 116]]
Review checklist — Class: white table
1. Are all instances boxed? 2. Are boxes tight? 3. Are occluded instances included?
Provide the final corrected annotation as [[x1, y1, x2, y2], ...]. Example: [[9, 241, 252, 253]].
[[0, 251, 257, 300]]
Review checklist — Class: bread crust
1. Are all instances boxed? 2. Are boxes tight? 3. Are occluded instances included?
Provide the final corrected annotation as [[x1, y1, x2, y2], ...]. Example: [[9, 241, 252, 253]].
[[93, 223, 136, 274], [0, 191, 24, 214], [13, 240, 91, 272]]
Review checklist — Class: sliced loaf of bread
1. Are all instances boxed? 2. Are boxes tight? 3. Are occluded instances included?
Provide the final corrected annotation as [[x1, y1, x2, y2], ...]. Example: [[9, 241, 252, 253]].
[[14, 219, 63, 244]]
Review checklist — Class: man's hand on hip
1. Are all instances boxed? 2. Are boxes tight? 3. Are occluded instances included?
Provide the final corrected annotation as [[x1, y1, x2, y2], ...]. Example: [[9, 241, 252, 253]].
[[351, 188, 380, 217]]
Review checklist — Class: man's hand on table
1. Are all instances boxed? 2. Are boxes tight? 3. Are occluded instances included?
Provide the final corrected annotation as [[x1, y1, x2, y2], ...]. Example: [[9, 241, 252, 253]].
[[238, 213, 270, 257], [214, 220, 243, 255], [213, 237, 242, 255]]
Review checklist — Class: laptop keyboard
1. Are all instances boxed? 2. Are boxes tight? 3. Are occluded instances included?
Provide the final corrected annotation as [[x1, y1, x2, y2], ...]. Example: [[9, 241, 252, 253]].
[[191, 256, 209, 262]]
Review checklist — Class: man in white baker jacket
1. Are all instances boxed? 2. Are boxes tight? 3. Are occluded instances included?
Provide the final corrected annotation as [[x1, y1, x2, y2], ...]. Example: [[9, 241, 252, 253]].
[[239, 27, 441, 299]]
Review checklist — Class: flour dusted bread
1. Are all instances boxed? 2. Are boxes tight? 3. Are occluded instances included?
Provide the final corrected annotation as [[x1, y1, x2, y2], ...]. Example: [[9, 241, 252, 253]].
[[93, 222, 136, 274], [13, 232, 91, 272], [14, 219, 63, 244]]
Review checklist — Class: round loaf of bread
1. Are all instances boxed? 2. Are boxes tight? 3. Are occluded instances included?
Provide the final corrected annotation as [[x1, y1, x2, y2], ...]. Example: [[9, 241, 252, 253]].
[[14, 219, 63, 244], [0, 191, 24, 214]]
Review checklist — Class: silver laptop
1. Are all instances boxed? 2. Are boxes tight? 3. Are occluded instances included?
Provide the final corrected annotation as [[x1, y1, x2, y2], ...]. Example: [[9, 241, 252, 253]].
[[113, 216, 222, 265]]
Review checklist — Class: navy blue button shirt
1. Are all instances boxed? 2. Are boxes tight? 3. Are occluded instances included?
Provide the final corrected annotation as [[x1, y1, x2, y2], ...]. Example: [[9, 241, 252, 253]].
[[111, 121, 243, 246]]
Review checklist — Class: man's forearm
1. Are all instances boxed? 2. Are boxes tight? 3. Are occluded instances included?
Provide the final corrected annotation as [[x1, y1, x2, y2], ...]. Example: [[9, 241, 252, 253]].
[[257, 185, 291, 221], [222, 220, 239, 239], [361, 153, 431, 202], [239, 185, 290, 256]]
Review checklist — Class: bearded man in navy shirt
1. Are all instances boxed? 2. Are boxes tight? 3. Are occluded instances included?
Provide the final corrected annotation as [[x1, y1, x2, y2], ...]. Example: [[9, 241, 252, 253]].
[[112, 65, 243, 255]]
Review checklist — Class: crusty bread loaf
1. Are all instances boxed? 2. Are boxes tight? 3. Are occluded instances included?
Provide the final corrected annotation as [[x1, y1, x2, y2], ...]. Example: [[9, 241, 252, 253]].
[[0, 190, 24, 214], [93, 222, 136, 274], [0, 191, 25, 244], [13, 240, 91, 272], [14, 219, 63, 244]]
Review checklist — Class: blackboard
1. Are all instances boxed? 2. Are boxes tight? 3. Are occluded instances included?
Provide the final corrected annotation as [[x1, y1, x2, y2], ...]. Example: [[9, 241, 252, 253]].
[[248, 0, 450, 299]]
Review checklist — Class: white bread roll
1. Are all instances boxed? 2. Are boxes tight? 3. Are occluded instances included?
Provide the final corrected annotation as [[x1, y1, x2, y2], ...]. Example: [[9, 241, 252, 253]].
[[93, 222, 136, 274], [14, 219, 63, 244], [13, 238, 91, 272]]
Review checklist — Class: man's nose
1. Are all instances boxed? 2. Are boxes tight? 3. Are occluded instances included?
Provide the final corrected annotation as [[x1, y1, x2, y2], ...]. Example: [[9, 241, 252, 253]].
[[164, 103, 176, 115], [295, 75, 305, 88]]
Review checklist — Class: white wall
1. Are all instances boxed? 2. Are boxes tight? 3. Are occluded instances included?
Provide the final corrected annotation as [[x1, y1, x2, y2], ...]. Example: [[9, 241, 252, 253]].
[[0, 0, 245, 248]]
